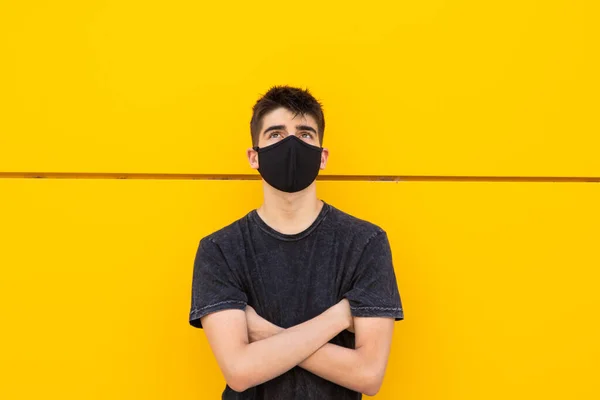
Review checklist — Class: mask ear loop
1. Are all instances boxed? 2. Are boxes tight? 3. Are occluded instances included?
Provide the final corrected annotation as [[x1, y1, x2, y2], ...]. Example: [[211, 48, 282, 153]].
[[252, 146, 260, 152]]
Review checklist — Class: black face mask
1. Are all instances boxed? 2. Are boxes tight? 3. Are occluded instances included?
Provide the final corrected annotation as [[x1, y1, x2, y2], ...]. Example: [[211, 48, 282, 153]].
[[253, 135, 323, 193]]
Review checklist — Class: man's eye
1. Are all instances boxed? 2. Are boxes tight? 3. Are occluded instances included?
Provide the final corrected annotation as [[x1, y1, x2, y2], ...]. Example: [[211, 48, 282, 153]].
[[300, 132, 312, 138], [270, 132, 281, 138]]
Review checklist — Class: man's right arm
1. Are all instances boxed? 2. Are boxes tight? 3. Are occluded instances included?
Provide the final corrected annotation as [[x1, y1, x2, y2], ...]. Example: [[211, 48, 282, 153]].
[[200, 298, 351, 393]]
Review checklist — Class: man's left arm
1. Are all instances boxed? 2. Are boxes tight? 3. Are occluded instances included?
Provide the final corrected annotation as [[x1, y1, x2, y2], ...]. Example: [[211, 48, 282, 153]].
[[298, 316, 395, 396]]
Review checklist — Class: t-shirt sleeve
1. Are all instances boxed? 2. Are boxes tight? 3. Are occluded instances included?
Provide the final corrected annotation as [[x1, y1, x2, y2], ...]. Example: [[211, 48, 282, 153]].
[[343, 230, 404, 321], [189, 237, 248, 329]]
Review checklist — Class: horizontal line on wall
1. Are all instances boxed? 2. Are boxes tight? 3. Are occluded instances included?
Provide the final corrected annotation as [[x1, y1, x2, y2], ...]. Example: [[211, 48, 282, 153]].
[[0, 172, 599, 182]]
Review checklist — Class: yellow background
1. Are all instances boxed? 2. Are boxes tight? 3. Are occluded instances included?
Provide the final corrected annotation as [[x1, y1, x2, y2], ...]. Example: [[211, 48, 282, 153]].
[[1, 1, 599, 399]]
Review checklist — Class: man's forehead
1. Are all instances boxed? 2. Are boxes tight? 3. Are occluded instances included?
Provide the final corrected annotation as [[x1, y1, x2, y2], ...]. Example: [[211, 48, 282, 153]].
[[262, 107, 317, 127]]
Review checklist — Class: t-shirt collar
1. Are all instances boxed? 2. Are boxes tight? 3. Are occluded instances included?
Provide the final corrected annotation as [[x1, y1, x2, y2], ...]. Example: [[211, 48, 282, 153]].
[[249, 200, 331, 241]]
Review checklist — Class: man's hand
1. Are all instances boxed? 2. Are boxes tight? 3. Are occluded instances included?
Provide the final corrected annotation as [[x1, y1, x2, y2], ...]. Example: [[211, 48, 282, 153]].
[[337, 298, 355, 333], [343, 298, 355, 333], [245, 305, 282, 342]]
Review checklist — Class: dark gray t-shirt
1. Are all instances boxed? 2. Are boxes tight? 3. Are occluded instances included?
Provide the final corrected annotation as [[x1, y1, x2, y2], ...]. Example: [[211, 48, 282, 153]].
[[189, 200, 404, 399]]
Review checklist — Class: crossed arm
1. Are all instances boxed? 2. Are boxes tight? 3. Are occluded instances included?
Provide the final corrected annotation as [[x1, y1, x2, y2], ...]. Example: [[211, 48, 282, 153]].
[[199, 299, 395, 396]]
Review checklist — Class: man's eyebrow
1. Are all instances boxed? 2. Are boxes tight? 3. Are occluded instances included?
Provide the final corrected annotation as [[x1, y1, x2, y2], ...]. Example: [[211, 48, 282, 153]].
[[262, 125, 317, 135], [296, 125, 317, 134], [262, 125, 286, 136]]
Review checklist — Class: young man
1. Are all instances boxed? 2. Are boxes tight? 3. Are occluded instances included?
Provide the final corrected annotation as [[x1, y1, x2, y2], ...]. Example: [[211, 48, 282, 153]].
[[189, 85, 404, 399]]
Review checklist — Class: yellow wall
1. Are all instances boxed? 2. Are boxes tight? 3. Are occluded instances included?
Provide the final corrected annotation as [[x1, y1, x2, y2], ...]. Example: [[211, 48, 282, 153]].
[[1, 1, 598, 399]]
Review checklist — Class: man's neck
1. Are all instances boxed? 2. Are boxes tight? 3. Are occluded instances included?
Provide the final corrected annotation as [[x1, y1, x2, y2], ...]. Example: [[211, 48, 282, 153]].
[[256, 184, 324, 235]]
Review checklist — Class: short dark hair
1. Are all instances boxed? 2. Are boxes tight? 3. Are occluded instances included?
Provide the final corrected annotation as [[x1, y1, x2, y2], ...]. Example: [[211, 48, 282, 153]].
[[250, 85, 325, 147]]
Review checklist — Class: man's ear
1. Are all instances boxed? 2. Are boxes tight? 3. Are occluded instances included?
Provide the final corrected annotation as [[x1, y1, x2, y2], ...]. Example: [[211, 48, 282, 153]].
[[320, 148, 329, 170], [247, 148, 259, 170]]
